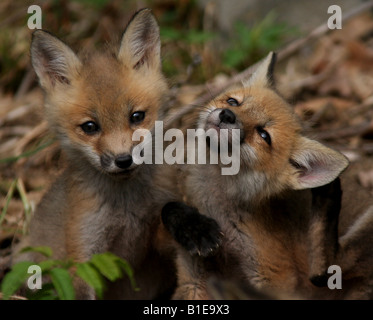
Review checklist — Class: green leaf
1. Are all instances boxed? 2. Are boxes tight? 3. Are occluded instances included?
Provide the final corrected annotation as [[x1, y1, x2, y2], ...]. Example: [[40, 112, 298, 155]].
[[115, 257, 139, 292], [49, 268, 75, 300], [27, 283, 57, 300], [1, 261, 33, 300], [160, 27, 182, 41], [223, 49, 247, 69], [20, 246, 53, 258], [38, 259, 61, 272], [76, 262, 105, 299], [73, 0, 109, 9], [185, 29, 215, 44], [90, 253, 122, 282]]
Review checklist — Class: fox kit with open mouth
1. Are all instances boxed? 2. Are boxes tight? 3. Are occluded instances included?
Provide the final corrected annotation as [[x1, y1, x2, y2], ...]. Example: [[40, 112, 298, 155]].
[[12, 9, 189, 299], [161, 52, 373, 299]]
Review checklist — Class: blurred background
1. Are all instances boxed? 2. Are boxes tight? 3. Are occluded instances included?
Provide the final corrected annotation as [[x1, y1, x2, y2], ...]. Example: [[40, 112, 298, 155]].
[[0, 0, 364, 90], [1, 0, 373, 262]]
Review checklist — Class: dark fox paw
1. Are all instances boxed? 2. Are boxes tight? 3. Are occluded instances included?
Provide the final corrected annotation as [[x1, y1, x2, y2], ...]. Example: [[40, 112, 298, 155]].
[[162, 202, 223, 257]]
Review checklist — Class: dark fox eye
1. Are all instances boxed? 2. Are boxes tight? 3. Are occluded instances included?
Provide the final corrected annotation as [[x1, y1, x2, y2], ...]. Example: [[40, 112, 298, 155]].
[[130, 111, 145, 124], [81, 121, 100, 134], [226, 98, 239, 107], [256, 126, 271, 146]]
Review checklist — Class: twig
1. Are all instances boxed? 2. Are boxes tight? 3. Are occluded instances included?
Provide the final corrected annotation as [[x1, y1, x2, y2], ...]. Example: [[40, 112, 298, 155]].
[[362, 143, 373, 154], [15, 68, 36, 100], [277, 0, 373, 62], [0, 104, 34, 127], [282, 70, 331, 93], [0, 292, 28, 301], [303, 102, 332, 130], [0, 8, 25, 28], [0, 126, 34, 140], [163, 0, 373, 129], [348, 94, 373, 117], [0, 179, 18, 227], [16, 179, 32, 235], [13, 121, 48, 156], [315, 119, 373, 140]]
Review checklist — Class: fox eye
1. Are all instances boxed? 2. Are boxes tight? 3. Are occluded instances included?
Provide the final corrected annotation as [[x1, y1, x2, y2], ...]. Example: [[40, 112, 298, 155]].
[[130, 111, 145, 124], [256, 126, 271, 146], [226, 98, 239, 107], [81, 121, 100, 134]]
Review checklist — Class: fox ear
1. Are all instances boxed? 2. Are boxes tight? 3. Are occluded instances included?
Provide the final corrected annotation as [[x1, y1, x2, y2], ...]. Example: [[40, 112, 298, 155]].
[[118, 8, 161, 71], [31, 30, 81, 90], [288, 137, 349, 190], [243, 51, 276, 88]]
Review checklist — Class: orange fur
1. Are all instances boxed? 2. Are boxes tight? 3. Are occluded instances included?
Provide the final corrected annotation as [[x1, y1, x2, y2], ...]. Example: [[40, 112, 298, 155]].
[[173, 52, 352, 300], [13, 9, 179, 300]]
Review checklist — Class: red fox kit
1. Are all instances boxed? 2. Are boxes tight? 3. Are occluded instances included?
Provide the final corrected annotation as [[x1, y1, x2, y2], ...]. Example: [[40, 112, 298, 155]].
[[161, 52, 373, 299], [12, 9, 206, 299]]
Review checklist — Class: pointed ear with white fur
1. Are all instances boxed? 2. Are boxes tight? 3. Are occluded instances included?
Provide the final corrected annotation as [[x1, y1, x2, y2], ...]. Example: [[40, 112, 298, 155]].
[[118, 8, 161, 71], [31, 30, 81, 90], [288, 137, 349, 190], [243, 51, 276, 88]]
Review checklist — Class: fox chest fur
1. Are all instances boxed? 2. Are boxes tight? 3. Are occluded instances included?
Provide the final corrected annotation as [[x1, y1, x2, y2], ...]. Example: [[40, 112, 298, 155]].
[[63, 166, 164, 262], [22, 163, 177, 299]]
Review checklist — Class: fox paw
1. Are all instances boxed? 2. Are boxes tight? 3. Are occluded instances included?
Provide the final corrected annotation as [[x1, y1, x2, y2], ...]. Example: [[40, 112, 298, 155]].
[[162, 202, 223, 257]]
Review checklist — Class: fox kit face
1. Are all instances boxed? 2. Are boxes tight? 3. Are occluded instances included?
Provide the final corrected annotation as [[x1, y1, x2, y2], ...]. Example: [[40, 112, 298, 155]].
[[31, 9, 167, 177], [199, 52, 349, 198]]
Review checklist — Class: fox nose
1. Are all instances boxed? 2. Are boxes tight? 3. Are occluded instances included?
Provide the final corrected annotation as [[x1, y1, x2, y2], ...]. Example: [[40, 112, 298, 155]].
[[219, 109, 236, 124], [115, 154, 133, 169]]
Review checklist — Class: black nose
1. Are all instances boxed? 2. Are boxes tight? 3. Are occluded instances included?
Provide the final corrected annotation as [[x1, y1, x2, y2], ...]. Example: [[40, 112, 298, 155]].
[[219, 109, 236, 124], [115, 154, 133, 169]]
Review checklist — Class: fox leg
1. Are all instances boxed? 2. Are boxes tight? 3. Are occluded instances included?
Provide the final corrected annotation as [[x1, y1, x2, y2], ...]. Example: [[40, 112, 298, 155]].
[[161, 201, 225, 300], [172, 252, 210, 300], [65, 202, 110, 299], [65, 228, 96, 300]]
